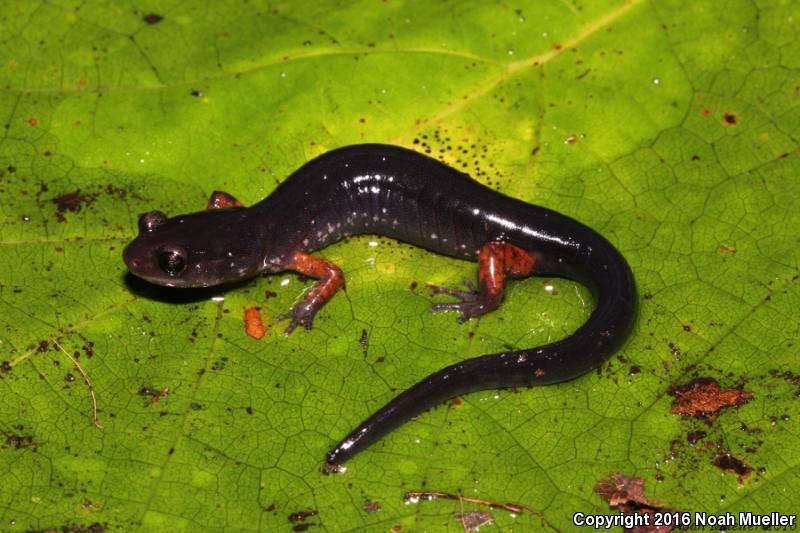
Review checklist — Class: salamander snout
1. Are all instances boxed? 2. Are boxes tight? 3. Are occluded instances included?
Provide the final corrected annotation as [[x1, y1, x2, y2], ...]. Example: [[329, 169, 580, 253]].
[[122, 241, 147, 277], [123, 207, 265, 288]]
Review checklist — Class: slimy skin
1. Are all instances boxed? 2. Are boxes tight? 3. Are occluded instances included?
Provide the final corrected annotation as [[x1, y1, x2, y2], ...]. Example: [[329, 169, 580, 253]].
[[123, 144, 637, 466]]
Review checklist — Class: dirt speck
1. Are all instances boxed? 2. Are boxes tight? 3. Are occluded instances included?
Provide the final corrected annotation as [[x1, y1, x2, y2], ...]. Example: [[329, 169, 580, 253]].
[[714, 452, 753, 483], [288, 509, 318, 530], [3, 432, 36, 450], [288, 510, 318, 523], [143, 13, 163, 24], [363, 499, 381, 513], [52, 190, 96, 221], [139, 386, 169, 405], [686, 430, 706, 444], [359, 328, 369, 356], [321, 462, 343, 475]]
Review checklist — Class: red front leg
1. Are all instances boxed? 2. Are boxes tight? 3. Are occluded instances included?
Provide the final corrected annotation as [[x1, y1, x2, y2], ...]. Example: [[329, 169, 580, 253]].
[[430, 241, 535, 323], [278, 251, 344, 335]]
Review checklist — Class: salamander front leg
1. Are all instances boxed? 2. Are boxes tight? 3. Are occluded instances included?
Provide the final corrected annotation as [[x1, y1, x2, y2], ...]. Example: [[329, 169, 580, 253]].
[[430, 241, 535, 323], [206, 190, 244, 209], [277, 251, 344, 335]]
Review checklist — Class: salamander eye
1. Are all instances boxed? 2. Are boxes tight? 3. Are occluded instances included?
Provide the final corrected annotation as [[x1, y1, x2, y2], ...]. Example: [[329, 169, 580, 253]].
[[139, 211, 167, 233], [158, 247, 187, 277]]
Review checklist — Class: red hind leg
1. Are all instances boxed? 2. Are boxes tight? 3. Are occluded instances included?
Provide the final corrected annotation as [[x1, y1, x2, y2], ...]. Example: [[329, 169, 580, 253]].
[[430, 242, 535, 323]]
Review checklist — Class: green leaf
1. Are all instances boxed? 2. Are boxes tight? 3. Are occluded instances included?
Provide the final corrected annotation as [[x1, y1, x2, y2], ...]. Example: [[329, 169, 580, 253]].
[[1, 0, 798, 531]]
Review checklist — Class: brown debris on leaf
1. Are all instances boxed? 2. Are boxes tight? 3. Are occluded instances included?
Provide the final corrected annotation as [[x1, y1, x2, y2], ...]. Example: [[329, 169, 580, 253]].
[[404, 490, 557, 531], [714, 452, 753, 484], [363, 499, 381, 513], [596, 473, 677, 533], [768, 368, 800, 397], [3, 431, 37, 450], [404, 491, 522, 514], [455, 510, 494, 532], [51, 190, 96, 222], [669, 377, 753, 417], [139, 386, 169, 406], [52, 339, 102, 429]]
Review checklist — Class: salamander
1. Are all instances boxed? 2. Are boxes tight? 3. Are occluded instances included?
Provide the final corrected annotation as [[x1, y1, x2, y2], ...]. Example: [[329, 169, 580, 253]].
[[123, 143, 637, 466]]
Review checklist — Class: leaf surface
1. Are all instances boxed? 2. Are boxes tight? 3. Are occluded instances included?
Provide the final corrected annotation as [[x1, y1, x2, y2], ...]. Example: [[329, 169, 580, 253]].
[[1, 0, 798, 531]]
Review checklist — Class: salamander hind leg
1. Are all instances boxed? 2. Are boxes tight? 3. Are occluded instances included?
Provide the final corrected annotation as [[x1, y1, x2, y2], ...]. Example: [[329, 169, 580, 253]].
[[429, 279, 484, 324], [277, 251, 344, 335], [429, 242, 535, 323]]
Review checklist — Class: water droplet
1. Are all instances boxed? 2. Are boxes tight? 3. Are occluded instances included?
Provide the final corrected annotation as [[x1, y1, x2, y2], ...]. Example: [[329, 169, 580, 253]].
[[280, 72, 287, 78], [507, 49, 514, 55], [653, 78, 661, 85]]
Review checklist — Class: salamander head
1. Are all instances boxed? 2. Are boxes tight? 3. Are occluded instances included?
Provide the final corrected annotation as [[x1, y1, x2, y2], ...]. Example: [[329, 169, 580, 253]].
[[123, 209, 264, 287]]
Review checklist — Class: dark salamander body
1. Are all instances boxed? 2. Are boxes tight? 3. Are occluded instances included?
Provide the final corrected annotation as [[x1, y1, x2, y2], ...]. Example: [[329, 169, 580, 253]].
[[123, 144, 636, 466]]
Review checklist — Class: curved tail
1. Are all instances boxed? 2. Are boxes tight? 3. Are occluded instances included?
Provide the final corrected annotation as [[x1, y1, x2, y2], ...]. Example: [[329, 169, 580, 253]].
[[326, 248, 636, 465]]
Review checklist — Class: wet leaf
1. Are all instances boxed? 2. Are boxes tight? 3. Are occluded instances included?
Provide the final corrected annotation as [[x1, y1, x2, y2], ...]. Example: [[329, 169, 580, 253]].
[[1, 0, 798, 531]]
